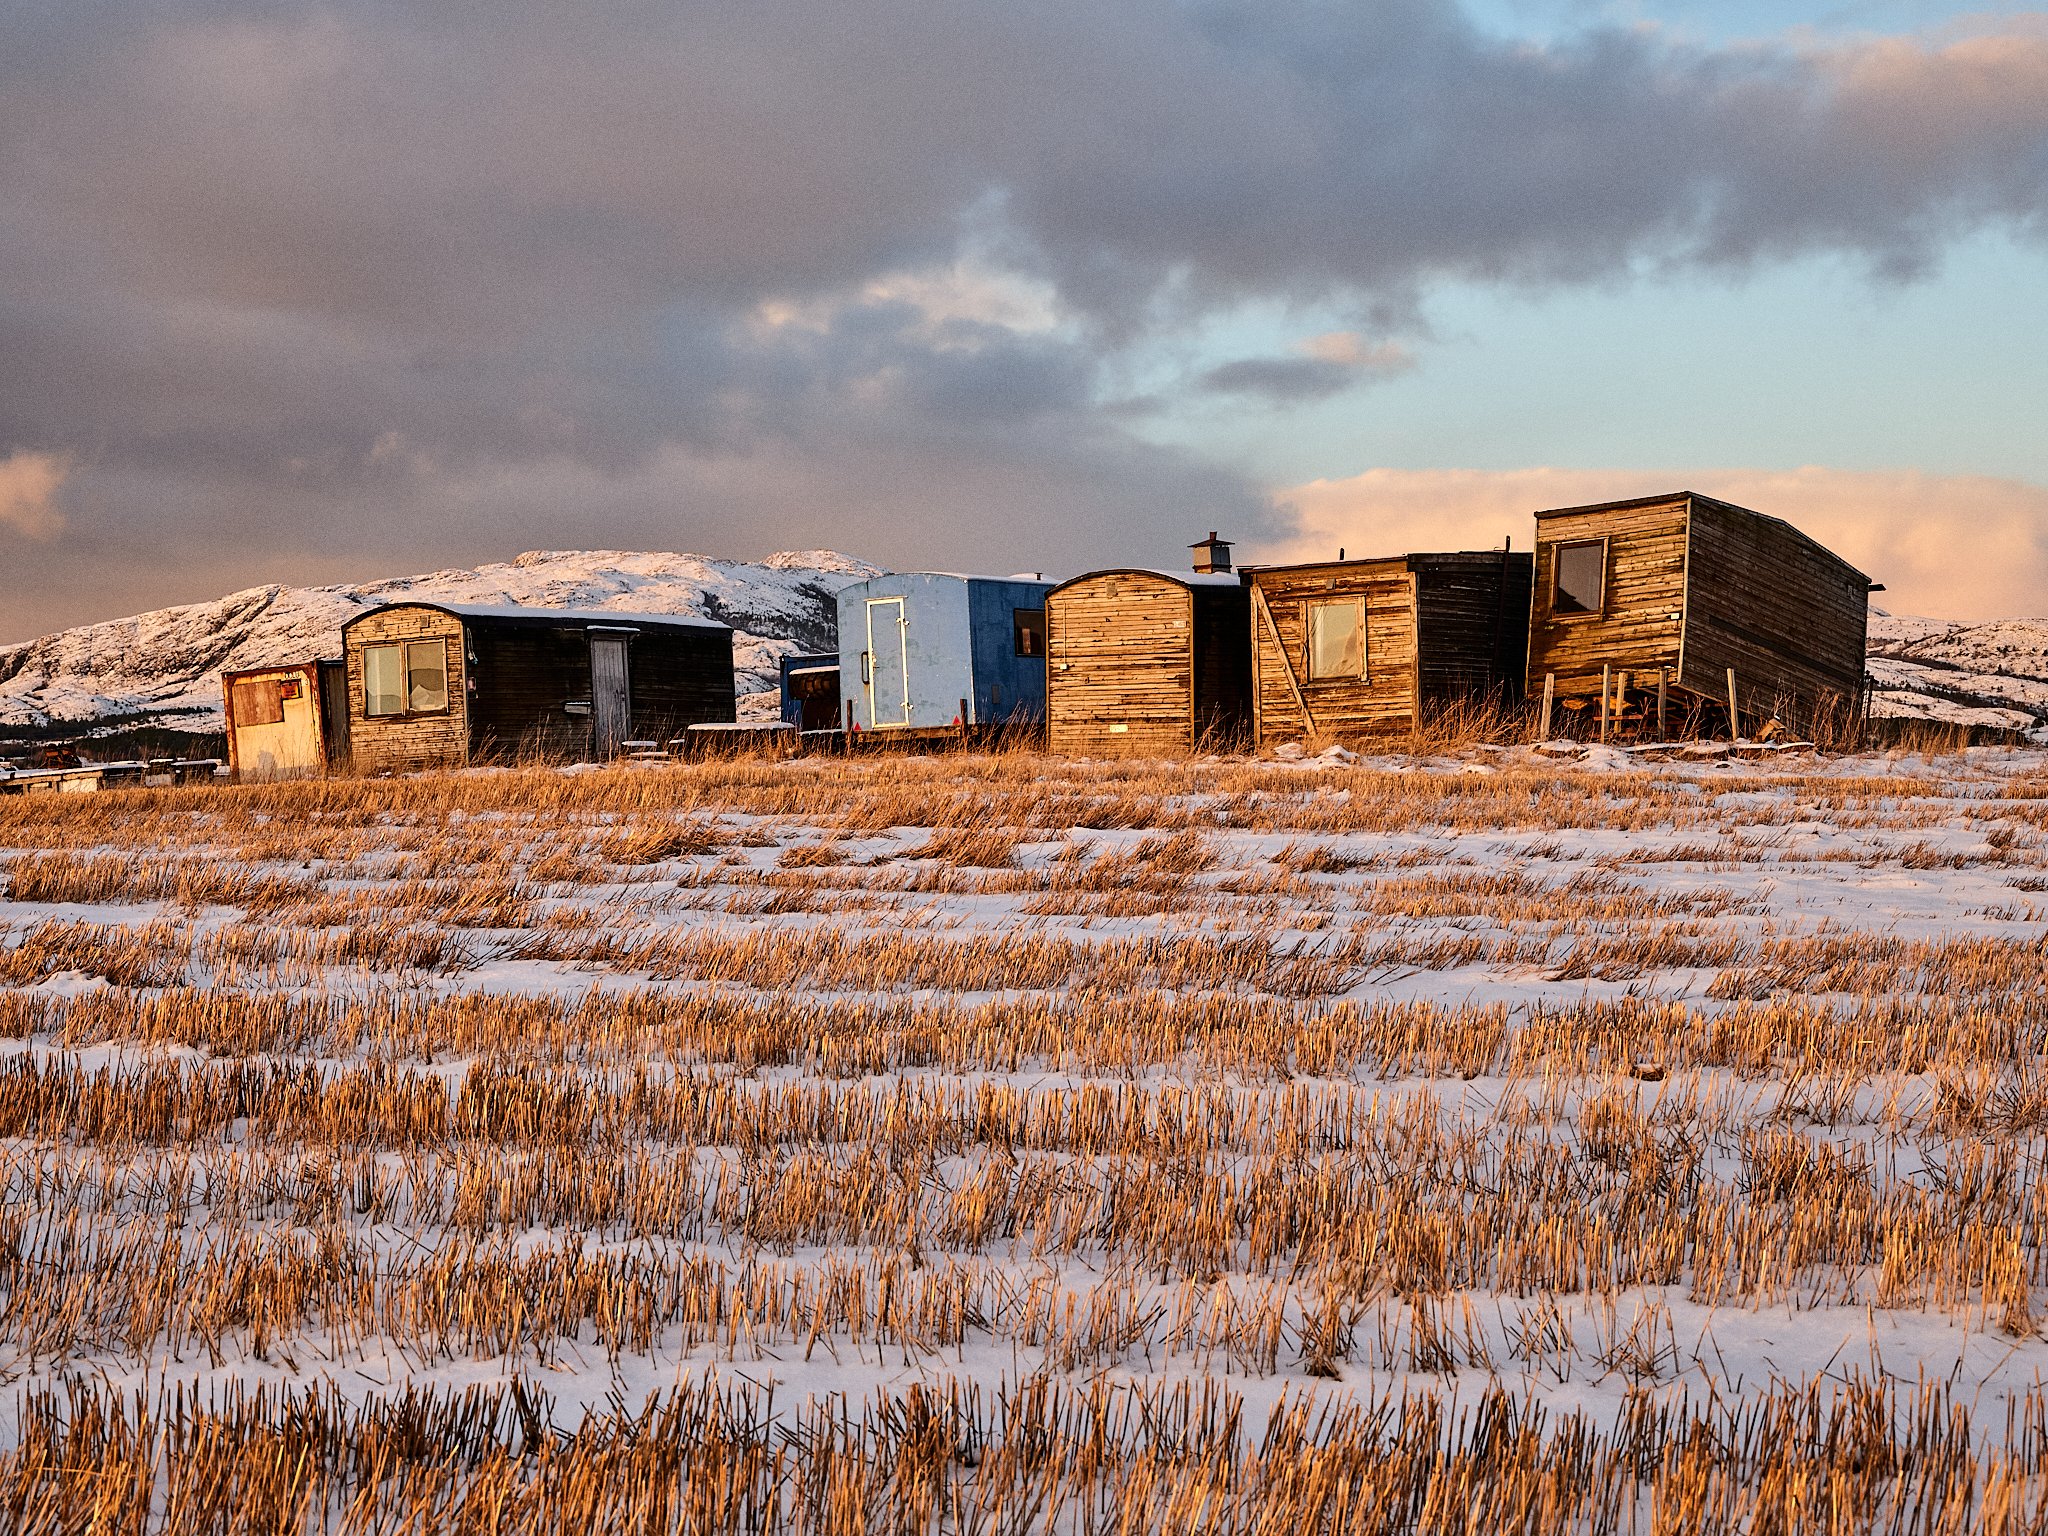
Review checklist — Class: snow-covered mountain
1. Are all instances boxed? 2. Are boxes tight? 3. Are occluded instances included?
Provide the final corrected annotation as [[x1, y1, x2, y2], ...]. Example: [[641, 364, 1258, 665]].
[[1867, 611, 2048, 736], [0, 549, 879, 732]]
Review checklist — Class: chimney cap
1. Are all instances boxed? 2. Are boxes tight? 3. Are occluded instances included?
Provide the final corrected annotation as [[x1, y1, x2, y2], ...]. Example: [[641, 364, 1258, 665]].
[[1190, 531, 1233, 573]]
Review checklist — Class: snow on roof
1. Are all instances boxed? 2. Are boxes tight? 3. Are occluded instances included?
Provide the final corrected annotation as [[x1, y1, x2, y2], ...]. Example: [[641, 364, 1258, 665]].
[[355, 601, 729, 631], [1051, 568, 1247, 590]]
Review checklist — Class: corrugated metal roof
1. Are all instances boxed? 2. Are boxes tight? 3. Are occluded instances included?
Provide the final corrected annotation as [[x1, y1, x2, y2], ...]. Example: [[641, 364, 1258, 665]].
[[348, 601, 728, 631]]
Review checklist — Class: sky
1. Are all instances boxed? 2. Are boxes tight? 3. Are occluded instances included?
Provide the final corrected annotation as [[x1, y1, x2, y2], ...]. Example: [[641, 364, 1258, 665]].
[[3, 0, 2047, 640]]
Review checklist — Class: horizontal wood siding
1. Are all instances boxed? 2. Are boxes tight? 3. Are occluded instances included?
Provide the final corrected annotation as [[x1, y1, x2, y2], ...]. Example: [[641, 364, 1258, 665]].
[[1526, 502, 1687, 698], [343, 607, 469, 773], [1414, 552, 1533, 706], [1190, 583, 1253, 747], [1047, 574, 1194, 755], [1679, 497, 1869, 719], [1249, 561, 1416, 742]]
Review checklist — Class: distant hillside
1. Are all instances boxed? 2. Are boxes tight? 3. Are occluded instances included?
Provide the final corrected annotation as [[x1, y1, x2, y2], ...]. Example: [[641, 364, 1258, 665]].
[[0, 550, 878, 733], [1867, 611, 2048, 736]]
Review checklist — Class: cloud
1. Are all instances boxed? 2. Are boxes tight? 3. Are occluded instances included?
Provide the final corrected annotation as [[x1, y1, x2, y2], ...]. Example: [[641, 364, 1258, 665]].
[[0, 451, 67, 540], [2, 2, 2048, 631], [1262, 465, 2048, 622]]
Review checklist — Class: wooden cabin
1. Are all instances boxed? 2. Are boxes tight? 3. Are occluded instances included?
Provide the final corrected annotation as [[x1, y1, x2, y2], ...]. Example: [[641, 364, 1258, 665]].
[[837, 573, 1053, 735], [1046, 539, 1251, 754], [1244, 550, 1533, 744], [341, 602, 733, 773], [1526, 492, 1875, 736], [222, 661, 350, 778]]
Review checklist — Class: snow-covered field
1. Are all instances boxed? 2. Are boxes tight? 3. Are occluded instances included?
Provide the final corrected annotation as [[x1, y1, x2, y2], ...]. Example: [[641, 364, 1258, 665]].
[[6, 744, 2048, 1528]]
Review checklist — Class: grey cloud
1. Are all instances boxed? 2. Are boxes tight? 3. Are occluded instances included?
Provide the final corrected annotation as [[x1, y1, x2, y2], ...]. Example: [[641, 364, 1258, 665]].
[[1199, 357, 1360, 401], [3, 0, 2047, 633]]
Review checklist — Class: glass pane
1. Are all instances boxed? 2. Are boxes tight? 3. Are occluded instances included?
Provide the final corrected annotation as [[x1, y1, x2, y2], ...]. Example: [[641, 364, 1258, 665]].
[[1308, 601, 1365, 680], [1554, 541, 1605, 614], [364, 646, 405, 717], [1014, 608, 1046, 658], [405, 640, 448, 712]]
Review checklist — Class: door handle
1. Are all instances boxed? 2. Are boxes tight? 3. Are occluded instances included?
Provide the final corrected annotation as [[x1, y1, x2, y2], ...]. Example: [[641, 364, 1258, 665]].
[[860, 651, 871, 685]]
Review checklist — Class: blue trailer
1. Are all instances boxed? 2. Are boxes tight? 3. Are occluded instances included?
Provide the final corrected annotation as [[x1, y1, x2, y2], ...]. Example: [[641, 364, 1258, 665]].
[[837, 573, 1053, 734]]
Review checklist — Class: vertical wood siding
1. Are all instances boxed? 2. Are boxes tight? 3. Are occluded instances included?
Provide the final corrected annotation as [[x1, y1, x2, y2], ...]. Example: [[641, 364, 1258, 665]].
[[1414, 552, 1533, 706], [343, 608, 469, 773]]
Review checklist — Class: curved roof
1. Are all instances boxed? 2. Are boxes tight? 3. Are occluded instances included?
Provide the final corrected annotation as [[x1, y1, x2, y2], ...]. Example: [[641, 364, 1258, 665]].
[[1047, 568, 1245, 596], [343, 600, 728, 632]]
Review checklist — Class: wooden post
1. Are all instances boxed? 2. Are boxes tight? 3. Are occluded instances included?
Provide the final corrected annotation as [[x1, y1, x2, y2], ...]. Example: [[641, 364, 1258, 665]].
[[1726, 667, 1740, 740], [1656, 668, 1667, 739], [1539, 674, 1554, 741], [959, 697, 970, 751], [1599, 664, 1611, 743], [844, 698, 854, 753]]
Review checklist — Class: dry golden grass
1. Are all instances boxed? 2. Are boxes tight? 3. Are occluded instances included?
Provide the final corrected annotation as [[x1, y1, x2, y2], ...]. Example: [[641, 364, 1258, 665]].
[[2, 747, 2047, 1528]]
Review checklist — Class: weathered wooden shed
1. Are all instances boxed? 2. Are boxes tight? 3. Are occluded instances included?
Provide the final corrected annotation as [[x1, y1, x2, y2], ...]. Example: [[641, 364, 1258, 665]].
[[1243, 550, 1533, 744], [1526, 492, 1875, 735], [341, 602, 733, 773], [1045, 557, 1251, 755], [221, 660, 351, 777], [837, 573, 1053, 734]]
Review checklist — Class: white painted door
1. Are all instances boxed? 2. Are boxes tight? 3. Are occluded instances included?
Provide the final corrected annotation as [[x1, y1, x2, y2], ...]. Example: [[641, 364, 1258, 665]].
[[866, 598, 910, 726]]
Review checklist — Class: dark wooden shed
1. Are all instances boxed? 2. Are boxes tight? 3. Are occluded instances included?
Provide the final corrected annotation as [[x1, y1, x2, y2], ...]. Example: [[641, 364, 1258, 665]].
[[1244, 550, 1532, 744], [342, 602, 734, 773], [1045, 568, 1251, 755], [1526, 492, 1875, 736]]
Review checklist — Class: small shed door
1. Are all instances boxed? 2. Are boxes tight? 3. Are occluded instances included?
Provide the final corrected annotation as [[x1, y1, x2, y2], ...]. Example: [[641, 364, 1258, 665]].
[[317, 661, 352, 769], [866, 598, 911, 727], [589, 633, 633, 757]]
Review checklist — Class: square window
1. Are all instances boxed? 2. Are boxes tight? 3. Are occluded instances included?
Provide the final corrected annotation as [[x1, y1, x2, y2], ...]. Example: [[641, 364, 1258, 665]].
[[363, 645, 406, 717], [1014, 608, 1047, 659], [230, 678, 285, 728], [404, 640, 448, 712], [1307, 599, 1366, 680], [1553, 540, 1606, 615]]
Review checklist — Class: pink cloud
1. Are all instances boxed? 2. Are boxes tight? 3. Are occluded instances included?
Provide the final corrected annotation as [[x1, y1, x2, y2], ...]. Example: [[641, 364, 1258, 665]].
[[1261, 466, 2048, 623], [0, 451, 68, 541]]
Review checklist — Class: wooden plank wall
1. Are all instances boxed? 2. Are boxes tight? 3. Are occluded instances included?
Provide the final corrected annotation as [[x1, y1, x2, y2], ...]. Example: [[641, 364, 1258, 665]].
[[1189, 584, 1253, 746], [1046, 574, 1195, 755], [1248, 561, 1417, 742], [1414, 552, 1533, 706], [1680, 497, 1868, 720], [465, 624, 594, 760], [1526, 501, 1688, 698], [343, 607, 469, 774], [627, 627, 737, 739]]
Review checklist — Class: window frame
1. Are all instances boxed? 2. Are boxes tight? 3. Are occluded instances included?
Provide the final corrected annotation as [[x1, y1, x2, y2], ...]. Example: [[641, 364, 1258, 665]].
[[1549, 537, 1609, 620], [1012, 607, 1047, 660], [1304, 596, 1368, 683], [362, 637, 453, 719]]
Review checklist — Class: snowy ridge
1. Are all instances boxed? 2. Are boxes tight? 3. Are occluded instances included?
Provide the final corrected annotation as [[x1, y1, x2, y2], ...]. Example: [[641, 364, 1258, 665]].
[[0, 549, 879, 731], [1867, 610, 2048, 735]]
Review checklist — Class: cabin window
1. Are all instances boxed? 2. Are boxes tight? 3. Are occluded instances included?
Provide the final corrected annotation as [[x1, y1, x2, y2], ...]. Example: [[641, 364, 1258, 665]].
[[363, 639, 449, 717], [1014, 608, 1047, 659], [229, 678, 286, 729], [1307, 599, 1367, 681], [1552, 539, 1606, 616]]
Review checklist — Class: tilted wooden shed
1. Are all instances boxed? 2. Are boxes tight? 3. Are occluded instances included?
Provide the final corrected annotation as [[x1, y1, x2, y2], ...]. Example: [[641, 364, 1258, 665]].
[[342, 602, 734, 773], [1244, 550, 1533, 744], [1045, 566, 1251, 755], [1526, 492, 1874, 735], [221, 660, 351, 778]]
